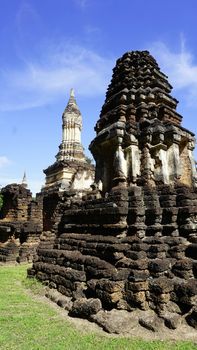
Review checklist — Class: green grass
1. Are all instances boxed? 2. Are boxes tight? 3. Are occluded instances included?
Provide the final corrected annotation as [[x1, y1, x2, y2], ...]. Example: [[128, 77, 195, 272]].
[[0, 264, 196, 350]]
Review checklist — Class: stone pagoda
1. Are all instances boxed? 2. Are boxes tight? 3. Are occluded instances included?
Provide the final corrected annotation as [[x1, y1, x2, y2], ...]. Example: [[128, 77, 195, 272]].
[[43, 89, 94, 192], [29, 52, 197, 334], [90, 51, 197, 192]]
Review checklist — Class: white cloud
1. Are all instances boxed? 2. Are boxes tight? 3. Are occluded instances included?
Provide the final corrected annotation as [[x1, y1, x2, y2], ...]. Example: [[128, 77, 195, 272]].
[[149, 40, 197, 105], [0, 156, 11, 168], [0, 44, 113, 111], [84, 25, 100, 35], [4, 38, 197, 112], [16, 1, 40, 36], [74, 0, 89, 8]]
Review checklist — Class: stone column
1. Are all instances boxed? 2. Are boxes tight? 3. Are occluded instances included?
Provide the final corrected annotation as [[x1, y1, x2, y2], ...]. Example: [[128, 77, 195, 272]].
[[167, 133, 181, 182], [188, 139, 197, 186], [125, 135, 141, 184], [153, 144, 169, 184]]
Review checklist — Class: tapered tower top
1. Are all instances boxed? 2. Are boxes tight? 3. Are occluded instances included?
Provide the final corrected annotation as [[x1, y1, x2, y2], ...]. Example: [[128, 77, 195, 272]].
[[56, 89, 85, 162], [62, 88, 81, 122], [21, 171, 27, 188], [95, 50, 182, 134], [70, 88, 75, 97], [90, 50, 197, 190]]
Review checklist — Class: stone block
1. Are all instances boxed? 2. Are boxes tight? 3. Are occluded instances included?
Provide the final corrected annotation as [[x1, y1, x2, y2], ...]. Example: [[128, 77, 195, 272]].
[[90, 309, 139, 334], [112, 268, 130, 281], [172, 269, 193, 279], [126, 281, 149, 291], [148, 244, 168, 253], [96, 289, 123, 305], [58, 284, 73, 297], [175, 280, 197, 297], [148, 259, 170, 273], [70, 298, 102, 318], [158, 301, 181, 315], [172, 259, 193, 271], [161, 312, 181, 329], [96, 280, 124, 293], [149, 277, 174, 293], [57, 296, 73, 311], [139, 312, 164, 332], [125, 251, 147, 260], [117, 258, 148, 270], [128, 269, 149, 282], [86, 266, 115, 279]]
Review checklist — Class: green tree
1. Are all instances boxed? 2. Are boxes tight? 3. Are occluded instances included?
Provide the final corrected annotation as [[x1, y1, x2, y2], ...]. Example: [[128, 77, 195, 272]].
[[85, 156, 94, 165], [0, 192, 3, 211]]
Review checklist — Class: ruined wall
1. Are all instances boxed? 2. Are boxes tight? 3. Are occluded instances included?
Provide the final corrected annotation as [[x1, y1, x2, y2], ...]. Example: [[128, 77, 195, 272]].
[[29, 184, 197, 331], [0, 184, 43, 263], [0, 184, 32, 222]]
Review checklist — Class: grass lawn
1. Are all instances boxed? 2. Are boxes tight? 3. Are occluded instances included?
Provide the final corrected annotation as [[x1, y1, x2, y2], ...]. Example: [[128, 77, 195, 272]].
[[0, 264, 196, 350]]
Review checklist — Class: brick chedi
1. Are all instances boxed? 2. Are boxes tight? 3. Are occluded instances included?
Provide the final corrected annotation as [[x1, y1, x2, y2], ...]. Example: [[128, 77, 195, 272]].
[[41, 89, 95, 242], [90, 51, 197, 190], [43, 89, 94, 193], [29, 52, 197, 334]]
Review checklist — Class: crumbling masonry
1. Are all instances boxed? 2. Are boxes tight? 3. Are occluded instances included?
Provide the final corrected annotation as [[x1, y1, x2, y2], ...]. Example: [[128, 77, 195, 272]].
[[28, 51, 197, 331], [0, 184, 42, 263]]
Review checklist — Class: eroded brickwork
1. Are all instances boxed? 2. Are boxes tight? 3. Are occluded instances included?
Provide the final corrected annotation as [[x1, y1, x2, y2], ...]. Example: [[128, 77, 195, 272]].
[[29, 184, 197, 330], [0, 184, 43, 263], [28, 51, 197, 332]]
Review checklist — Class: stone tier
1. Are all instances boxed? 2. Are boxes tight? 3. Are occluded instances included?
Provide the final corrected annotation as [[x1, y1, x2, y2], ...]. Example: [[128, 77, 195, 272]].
[[29, 184, 197, 331], [96, 51, 181, 133], [43, 160, 94, 192]]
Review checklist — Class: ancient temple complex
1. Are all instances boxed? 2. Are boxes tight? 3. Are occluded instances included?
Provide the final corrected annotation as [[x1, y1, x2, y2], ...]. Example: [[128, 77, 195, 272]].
[[27, 51, 197, 332], [43, 89, 94, 193]]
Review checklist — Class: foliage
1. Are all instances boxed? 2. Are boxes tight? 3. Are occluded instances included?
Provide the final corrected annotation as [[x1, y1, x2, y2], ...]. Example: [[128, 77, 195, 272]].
[[0, 265, 196, 350], [0, 193, 3, 210], [85, 156, 94, 165]]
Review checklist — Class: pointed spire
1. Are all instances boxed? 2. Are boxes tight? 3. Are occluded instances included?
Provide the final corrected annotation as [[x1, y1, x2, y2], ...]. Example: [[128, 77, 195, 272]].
[[56, 89, 85, 163], [70, 88, 75, 98], [63, 88, 80, 116], [21, 171, 27, 188]]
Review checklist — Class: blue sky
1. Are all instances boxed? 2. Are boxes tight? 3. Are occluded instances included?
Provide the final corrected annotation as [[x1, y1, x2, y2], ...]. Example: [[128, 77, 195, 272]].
[[0, 0, 197, 194]]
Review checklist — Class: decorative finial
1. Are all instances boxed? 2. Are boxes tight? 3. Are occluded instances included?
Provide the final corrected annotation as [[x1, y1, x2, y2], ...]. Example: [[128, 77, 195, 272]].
[[21, 171, 27, 188], [70, 88, 75, 98]]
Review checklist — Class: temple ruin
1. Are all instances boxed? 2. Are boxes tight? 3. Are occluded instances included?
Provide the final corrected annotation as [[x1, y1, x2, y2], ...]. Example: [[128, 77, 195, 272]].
[[0, 180, 42, 263], [3, 50, 197, 332], [28, 51, 197, 332], [0, 90, 94, 264]]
